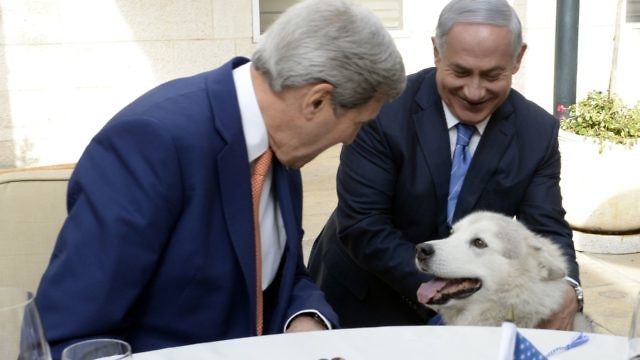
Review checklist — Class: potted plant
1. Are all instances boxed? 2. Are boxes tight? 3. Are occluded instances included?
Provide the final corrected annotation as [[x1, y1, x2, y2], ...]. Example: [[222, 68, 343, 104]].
[[557, 90, 640, 253], [559, 90, 640, 150]]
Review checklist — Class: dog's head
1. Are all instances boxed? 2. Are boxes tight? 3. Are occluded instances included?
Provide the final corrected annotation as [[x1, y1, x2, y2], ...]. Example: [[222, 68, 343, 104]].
[[415, 211, 567, 309]]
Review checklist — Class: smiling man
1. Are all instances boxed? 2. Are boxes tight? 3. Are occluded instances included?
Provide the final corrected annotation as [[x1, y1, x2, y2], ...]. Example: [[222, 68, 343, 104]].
[[308, 0, 582, 331]]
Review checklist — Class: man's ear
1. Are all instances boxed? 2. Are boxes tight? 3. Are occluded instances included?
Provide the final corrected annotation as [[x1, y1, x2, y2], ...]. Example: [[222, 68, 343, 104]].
[[512, 42, 528, 74], [432, 36, 441, 65], [302, 83, 335, 120]]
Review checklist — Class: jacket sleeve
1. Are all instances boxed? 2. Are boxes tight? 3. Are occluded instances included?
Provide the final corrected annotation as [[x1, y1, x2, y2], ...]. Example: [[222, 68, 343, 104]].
[[36, 116, 183, 358], [281, 169, 340, 329], [516, 118, 580, 281], [284, 248, 340, 329], [333, 119, 432, 301]]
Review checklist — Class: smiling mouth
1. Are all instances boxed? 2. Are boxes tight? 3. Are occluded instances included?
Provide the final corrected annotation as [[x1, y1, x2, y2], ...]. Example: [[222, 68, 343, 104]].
[[418, 277, 483, 305], [460, 98, 488, 107]]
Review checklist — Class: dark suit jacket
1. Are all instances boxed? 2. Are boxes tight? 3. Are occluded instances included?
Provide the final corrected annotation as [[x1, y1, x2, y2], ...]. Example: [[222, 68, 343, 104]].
[[36, 57, 338, 358], [307, 67, 577, 327]]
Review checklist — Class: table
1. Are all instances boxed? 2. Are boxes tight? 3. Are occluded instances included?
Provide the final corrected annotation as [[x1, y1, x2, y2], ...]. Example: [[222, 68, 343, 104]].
[[132, 326, 628, 359]]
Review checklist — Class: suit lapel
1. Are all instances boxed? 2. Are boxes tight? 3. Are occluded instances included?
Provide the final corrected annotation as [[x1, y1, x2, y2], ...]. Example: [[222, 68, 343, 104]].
[[267, 161, 302, 330], [455, 100, 516, 221], [413, 74, 453, 233], [209, 57, 258, 300], [273, 162, 301, 266]]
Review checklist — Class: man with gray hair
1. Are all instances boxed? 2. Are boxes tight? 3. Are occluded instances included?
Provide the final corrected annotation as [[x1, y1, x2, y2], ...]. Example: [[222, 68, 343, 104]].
[[36, 0, 405, 358], [309, 0, 582, 330]]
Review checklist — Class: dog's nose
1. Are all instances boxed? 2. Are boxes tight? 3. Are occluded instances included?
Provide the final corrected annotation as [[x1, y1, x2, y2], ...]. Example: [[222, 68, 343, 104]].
[[416, 243, 435, 262]]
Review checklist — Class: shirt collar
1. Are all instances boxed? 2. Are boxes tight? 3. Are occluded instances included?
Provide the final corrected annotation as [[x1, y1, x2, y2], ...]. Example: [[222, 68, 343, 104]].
[[442, 101, 490, 135], [233, 62, 269, 163]]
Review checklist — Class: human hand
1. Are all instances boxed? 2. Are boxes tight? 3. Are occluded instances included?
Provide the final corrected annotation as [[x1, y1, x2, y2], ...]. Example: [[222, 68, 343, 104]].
[[285, 314, 329, 333], [536, 284, 578, 330]]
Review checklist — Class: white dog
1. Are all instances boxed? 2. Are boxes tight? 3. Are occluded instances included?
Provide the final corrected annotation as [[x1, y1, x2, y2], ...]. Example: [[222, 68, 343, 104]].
[[415, 211, 591, 331]]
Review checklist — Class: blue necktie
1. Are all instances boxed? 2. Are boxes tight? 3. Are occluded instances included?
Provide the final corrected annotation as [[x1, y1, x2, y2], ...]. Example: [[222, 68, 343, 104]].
[[447, 123, 475, 226]]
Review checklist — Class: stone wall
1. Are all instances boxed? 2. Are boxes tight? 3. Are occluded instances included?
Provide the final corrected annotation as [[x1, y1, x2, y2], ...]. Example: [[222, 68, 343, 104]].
[[0, 0, 254, 167], [0, 0, 636, 168]]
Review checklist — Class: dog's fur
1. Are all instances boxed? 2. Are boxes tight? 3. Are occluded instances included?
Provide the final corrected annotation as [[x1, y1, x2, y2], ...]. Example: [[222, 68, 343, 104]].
[[415, 211, 592, 331]]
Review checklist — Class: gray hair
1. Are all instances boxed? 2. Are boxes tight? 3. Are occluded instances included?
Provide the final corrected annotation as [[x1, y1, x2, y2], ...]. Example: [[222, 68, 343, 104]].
[[251, 0, 405, 110], [435, 0, 523, 62]]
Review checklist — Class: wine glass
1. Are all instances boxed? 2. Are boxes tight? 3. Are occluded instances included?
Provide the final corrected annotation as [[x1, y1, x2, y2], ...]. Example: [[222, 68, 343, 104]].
[[629, 290, 640, 359], [0, 286, 52, 360], [61, 339, 132, 360]]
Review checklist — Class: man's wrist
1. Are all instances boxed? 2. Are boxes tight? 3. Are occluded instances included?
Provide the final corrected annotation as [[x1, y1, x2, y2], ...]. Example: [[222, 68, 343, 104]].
[[565, 276, 584, 312], [305, 313, 330, 329], [284, 311, 331, 331]]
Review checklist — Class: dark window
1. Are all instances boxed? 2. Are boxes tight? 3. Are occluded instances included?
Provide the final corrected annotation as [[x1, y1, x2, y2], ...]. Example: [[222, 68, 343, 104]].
[[628, 0, 640, 23]]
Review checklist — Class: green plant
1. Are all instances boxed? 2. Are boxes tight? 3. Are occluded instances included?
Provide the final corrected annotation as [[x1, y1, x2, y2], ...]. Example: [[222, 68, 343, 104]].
[[559, 90, 640, 148]]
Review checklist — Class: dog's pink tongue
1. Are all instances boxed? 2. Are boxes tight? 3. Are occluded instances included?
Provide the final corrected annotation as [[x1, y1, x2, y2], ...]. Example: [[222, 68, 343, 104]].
[[417, 280, 448, 303]]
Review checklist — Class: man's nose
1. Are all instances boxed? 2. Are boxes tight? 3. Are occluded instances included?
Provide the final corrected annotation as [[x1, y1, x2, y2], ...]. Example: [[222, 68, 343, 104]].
[[462, 78, 486, 102]]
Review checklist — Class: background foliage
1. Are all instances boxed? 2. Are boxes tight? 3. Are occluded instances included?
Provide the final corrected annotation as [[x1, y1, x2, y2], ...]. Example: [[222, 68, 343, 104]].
[[560, 90, 640, 146]]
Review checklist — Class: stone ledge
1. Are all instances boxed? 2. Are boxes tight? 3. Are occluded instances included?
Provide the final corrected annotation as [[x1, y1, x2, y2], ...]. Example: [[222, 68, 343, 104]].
[[574, 230, 640, 254]]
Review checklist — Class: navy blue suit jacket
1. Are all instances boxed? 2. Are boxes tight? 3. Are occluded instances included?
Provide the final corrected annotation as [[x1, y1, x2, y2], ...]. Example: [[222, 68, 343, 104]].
[[36, 57, 338, 358], [308, 67, 577, 327]]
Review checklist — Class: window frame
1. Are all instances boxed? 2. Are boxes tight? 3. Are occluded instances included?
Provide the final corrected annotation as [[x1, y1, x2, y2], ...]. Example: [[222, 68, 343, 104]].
[[251, 0, 406, 42]]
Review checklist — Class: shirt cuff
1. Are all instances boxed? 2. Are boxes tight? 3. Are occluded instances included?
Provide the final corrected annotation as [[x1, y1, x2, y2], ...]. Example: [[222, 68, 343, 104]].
[[283, 310, 332, 332]]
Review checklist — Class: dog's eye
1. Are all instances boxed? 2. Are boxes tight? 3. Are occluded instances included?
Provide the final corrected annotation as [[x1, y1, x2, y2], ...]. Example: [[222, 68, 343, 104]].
[[471, 238, 487, 248]]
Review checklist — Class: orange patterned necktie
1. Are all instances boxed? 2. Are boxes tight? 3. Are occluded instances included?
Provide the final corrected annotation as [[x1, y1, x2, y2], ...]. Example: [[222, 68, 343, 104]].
[[250, 149, 272, 336]]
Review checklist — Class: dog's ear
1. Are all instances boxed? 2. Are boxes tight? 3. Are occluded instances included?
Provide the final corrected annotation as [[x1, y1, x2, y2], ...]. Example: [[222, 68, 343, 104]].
[[515, 221, 567, 280], [531, 241, 567, 281]]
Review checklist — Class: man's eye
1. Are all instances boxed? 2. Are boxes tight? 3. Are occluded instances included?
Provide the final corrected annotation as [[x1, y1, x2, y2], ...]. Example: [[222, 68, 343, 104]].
[[484, 71, 505, 81], [471, 238, 487, 248]]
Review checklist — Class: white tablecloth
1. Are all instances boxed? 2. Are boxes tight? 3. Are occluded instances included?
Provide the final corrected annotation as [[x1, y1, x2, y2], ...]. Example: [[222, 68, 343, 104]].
[[132, 326, 628, 359]]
